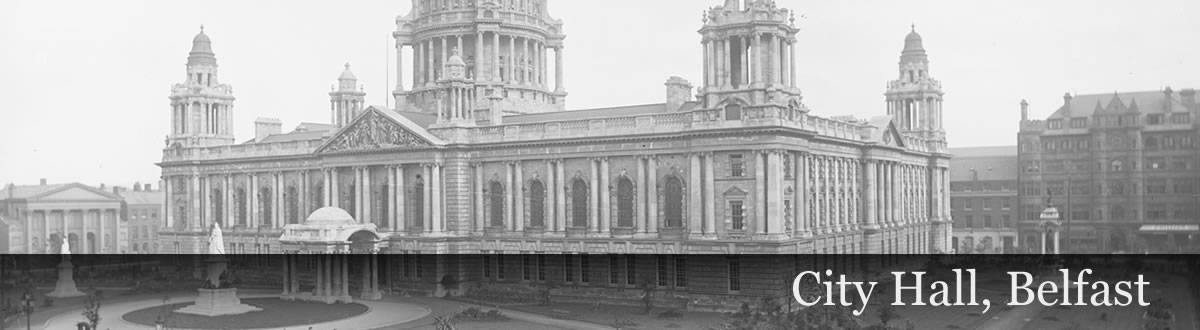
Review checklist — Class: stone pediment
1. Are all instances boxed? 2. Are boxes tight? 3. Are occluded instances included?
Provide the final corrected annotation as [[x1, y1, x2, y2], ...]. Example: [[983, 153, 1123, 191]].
[[865, 116, 907, 149], [316, 106, 444, 154], [33, 184, 121, 202]]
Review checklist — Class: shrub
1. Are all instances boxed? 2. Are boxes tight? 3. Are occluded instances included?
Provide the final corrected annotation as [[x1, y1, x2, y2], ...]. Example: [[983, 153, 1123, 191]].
[[657, 309, 683, 319]]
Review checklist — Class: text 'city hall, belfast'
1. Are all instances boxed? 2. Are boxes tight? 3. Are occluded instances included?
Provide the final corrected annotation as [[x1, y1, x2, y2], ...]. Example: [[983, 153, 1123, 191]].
[[156, 0, 952, 256]]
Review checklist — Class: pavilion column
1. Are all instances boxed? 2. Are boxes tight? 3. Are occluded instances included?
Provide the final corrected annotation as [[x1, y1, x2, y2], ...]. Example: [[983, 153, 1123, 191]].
[[361, 255, 370, 297], [97, 210, 105, 253], [781, 38, 790, 87], [396, 42, 405, 92], [396, 165, 407, 231], [506, 162, 515, 231], [635, 157, 646, 234], [865, 161, 877, 227], [474, 163, 484, 232], [387, 166, 396, 230], [647, 157, 658, 234], [515, 161, 525, 232], [282, 254, 291, 296], [588, 159, 600, 232], [507, 36, 516, 83], [547, 160, 558, 232], [423, 164, 432, 231], [493, 32, 501, 82], [599, 158, 610, 234], [743, 36, 751, 86], [414, 42, 423, 86], [722, 38, 732, 89], [700, 153, 715, 236], [322, 169, 331, 207], [363, 167, 373, 225], [555, 160, 567, 231], [771, 33, 781, 86], [789, 40, 797, 88], [432, 163, 443, 233], [426, 39, 434, 85], [766, 150, 783, 235], [475, 32, 484, 79], [354, 167, 364, 222], [319, 255, 328, 297], [331, 168, 341, 209], [702, 39, 711, 88], [521, 37, 529, 84], [688, 154, 702, 236]]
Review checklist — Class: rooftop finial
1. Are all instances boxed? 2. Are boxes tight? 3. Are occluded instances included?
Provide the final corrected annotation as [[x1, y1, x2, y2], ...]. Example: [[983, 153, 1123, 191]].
[[911, 23, 915, 32], [344, 62, 351, 70], [200, 24, 205, 32]]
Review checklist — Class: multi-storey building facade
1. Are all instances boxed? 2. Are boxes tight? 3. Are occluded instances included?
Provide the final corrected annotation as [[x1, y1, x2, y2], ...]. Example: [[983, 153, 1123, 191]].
[[0, 180, 127, 254], [949, 146, 1019, 254], [115, 183, 164, 254], [157, 0, 951, 309], [1018, 89, 1200, 253]]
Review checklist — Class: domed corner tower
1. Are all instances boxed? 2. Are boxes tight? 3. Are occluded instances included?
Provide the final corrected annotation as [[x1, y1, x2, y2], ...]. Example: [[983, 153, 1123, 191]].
[[885, 25, 945, 141], [392, 0, 566, 118], [168, 26, 236, 148], [696, 0, 804, 114]]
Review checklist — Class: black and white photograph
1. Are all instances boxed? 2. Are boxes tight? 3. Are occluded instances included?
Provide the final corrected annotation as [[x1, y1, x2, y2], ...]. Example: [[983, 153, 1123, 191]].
[[1, 0, 1198, 329]]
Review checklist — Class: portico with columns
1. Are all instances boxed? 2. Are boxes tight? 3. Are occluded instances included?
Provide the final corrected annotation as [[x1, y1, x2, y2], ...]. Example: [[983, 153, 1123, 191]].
[[0, 182, 127, 254], [278, 207, 384, 303]]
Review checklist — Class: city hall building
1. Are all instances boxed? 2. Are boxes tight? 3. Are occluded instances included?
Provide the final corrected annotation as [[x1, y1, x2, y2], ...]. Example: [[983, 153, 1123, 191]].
[[157, 0, 952, 308]]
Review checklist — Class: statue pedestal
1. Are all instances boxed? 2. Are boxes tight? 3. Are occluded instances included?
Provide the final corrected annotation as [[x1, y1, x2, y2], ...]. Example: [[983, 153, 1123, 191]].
[[175, 288, 262, 316], [47, 259, 84, 298]]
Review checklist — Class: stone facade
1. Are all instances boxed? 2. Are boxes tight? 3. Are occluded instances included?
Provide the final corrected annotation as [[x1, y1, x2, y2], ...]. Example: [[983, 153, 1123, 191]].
[[1017, 88, 1200, 253], [949, 146, 1019, 254], [0, 180, 127, 254], [157, 0, 952, 310]]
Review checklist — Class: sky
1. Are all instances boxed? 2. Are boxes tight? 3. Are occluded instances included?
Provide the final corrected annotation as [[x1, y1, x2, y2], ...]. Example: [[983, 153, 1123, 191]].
[[1, 0, 1198, 188]]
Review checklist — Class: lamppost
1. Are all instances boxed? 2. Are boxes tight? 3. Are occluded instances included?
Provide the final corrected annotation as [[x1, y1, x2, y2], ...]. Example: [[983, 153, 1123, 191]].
[[19, 290, 33, 330]]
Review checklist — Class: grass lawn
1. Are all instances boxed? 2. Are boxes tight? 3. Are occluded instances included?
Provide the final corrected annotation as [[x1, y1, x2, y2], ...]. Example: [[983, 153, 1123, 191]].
[[122, 298, 368, 329], [506, 302, 725, 330]]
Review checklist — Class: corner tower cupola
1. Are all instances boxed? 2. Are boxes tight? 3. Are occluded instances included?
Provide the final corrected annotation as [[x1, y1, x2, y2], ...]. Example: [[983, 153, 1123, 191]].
[[330, 63, 367, 128], [697, 0, 804, 111], [885, 25, 944, 138], [168, 25, 236, 148]]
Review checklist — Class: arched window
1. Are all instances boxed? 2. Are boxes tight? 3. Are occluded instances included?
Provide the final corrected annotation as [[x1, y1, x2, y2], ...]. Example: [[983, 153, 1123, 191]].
[[616, 178, 634, 228], [529, 180, 545, 228], [664, 176, 684, 228], [489, 181, 505, 227], [571, 179, 588, 227], [286, 186, 299, 225], [235, 188, 247, 226], [260, 187, 272, 227], [411, 177, 425, 228], [724, 103, 742, 121]]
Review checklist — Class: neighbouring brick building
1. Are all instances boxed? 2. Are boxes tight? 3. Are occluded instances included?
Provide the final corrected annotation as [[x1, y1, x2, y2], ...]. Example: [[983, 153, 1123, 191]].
[[1017, 88, 1200, 253], [157, 0, 951, 310], [114, 183, 164, 254], [949, 146, 1019, 254]]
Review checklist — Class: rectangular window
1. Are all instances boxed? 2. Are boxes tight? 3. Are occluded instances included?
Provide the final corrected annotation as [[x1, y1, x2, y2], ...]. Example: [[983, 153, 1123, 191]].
[[483, 255, 492, 279], [1174, 204, 1195, 219], [657, 255, 670, 287], [1147, 204, 1167, 220], [522, 254, 533, 281], [730, 200, 745, 230], [1146, 180, 1167, 194], [983, 215, 993, 228], [1170, 113, 1191, 124], [537, 255, 547, 281], [1002, 215, 1011, 228], [1147, 114, 1164, 125], [674, 256, 687, 288], [497, 254, 506, 280], [609, 255, 620, 285], [1071, 210, 1089, 221], [580, 255, 590, 283], [730, 154, 745, 177], [728, 256, 741, 292], [1070, 118, 1087, 128], [1047, 119, 1063, 129], [626, 255, 637, 286], [983, 198, 994, 210], [1001, 198, 1012, 210], [1175, 182, 1195, 194], [564, 255, 575, 283]]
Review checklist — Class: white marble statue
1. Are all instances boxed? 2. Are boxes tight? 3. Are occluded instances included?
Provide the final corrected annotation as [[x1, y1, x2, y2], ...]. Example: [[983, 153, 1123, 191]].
[[209, 222, 225, 255], [60, 235, 70, 255]]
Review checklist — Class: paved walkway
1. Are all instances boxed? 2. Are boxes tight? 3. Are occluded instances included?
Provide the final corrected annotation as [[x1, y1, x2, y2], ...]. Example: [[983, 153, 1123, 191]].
[[41, 291, 430, 330], [384, 296, 612, 330]]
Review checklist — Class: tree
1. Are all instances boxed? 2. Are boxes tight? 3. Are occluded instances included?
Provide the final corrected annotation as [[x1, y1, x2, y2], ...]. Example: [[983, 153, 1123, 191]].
[[80, 291, 102, 330]]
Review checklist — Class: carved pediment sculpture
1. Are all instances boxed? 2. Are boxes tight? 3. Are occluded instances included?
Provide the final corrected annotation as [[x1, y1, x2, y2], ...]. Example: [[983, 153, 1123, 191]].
[[322, 111, 430, 153]]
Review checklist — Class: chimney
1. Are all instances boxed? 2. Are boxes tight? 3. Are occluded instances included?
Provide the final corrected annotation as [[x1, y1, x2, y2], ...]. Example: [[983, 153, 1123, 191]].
[[40, 178, 46, 186], [254, 117, 282, 143], [1020, 99, 1029, 121], [1181, 89, 1196, 109], [144, 183, 152, 191], [1062, 93, 1072, 117], [100, 183, 106, 190], [134, 182, 142, 192], [664, 76, 694, 112], [7, 183, 13, 200], [113, 187, 120, 194]]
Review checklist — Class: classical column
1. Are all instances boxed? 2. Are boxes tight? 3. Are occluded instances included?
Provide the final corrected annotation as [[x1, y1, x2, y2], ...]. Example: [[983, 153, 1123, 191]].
[[354, 168, 363, 221], [388, 166, 397, 230], [865, 161, 877, 227], [555, 160, 567, 231], [423, 165, 432, 230], [341, 255, 349, 298], [475, 32, 484, 79], [589, 159, 600, 232], [275, 172, 284, 228], [363, 167, 372, 225], [782, 39, 791, 87], [415, 42, 423, 86], [191, 175, 201, 229], [493, 32, 502, 82], [788, 39, 797, 88], [95, 210, 104, 253], [722, 38, 732, 89], [506, 162, 515, 231], [331, 168, 340, 209], [199, 177, 207, 229], [754, 152, 766, 234], [647, 157, 658, 234], [396, 42, 405, 92], [507, 36, 516, 83], [688, 154, 702, 235], [248, 173, 258, 227], [636, 157, 646, 234], [770, 33, 781, 86], [554, 46, 564, 92], [298, 171, 308, 223], [515, 161, 525, 232], [521, 37, 529, 84], [742, 36, 751, 86], [316, 255, 324, 296], [702, 39, 711, 88], [547, 160, 558, 232], [474, 163, 484, 231], [766, 151, 783, 234], [703, 153, 716, 236], [396, 166, 406, 231], [599, 158, 610, 234], [431, 163, 443, 233]]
